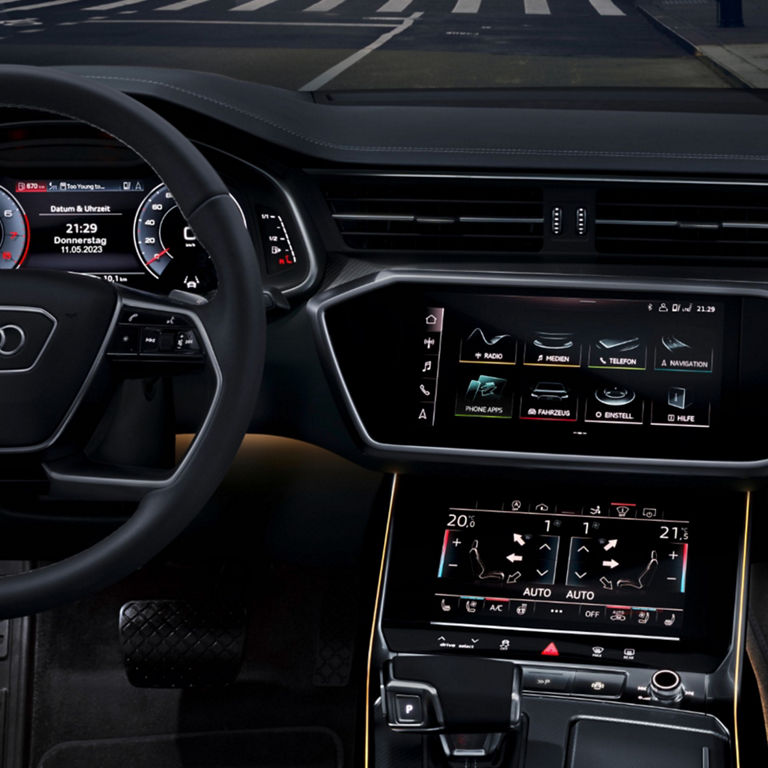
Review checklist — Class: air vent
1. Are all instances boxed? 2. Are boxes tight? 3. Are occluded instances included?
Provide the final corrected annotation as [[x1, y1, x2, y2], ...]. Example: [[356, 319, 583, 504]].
[[595, 183, 768, 259], [317, 174, 544, 253]]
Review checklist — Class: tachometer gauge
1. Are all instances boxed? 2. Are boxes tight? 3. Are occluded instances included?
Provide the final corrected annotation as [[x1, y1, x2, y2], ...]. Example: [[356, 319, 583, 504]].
[[0, 186, 30, 270], [133, 183, 216, 293]]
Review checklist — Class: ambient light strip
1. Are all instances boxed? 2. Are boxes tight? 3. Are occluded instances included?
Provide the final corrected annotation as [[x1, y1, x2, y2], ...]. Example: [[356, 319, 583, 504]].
[[733, 491, 751, 768], [365, 474, 398, 768]]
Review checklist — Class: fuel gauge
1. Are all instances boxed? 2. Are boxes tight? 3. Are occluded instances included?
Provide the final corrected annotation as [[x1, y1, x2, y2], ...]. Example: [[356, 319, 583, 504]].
[[259, 210, 297, 272]]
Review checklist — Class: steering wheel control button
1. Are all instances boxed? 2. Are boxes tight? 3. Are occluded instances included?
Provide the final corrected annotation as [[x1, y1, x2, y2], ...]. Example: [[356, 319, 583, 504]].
[[109, 308, 203, 362], [140, 328, 161, 353], [523, 667, 573, 693], [110, 325, 140, 355], [175, 329, 200, 353], [0, 308, 55, 372], [394, 694, 424, 725], [572, 670, 625, 697]]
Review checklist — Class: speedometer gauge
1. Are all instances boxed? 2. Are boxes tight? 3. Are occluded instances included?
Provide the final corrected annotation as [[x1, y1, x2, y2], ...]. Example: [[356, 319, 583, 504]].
[[133, 183, 216, 293], [0, 186, 30, 270]]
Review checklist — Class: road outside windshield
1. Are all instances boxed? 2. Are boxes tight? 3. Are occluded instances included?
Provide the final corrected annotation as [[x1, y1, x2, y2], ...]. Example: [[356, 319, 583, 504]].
[[0, 0, 766, 90]]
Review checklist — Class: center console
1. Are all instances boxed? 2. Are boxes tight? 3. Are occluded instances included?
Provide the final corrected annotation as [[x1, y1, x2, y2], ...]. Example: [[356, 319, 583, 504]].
[[311, 273, 757, 768], [370, 477, 747, 768]]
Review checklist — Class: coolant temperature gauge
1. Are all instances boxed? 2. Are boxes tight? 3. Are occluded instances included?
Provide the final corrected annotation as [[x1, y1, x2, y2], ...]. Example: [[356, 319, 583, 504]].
[[259, 210, 297, 272]]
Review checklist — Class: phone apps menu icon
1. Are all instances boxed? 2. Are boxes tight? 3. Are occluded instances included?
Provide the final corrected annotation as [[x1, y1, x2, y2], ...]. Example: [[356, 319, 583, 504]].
[[455, 373, 513, 419]]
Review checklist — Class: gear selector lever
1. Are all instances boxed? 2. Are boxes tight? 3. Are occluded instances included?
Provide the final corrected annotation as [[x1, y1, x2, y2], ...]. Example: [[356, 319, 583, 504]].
[[384, 657, 524, 767]]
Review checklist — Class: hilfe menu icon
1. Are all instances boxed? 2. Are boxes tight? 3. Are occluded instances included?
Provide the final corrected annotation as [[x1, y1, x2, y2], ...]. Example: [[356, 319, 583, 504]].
[[668, 387, 692, 410]]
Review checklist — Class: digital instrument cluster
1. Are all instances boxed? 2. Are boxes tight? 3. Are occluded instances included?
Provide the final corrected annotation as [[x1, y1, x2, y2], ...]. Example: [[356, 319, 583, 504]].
[[0, 177, 300, 294]]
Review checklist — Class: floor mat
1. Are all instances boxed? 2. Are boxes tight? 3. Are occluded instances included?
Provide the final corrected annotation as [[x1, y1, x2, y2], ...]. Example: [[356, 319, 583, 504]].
[[38, 727, 342, 768]]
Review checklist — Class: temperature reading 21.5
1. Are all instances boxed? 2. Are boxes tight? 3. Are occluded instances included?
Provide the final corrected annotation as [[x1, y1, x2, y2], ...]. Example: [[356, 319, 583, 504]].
[[660, 525, 689, 541], [447, 513, 476, 529]]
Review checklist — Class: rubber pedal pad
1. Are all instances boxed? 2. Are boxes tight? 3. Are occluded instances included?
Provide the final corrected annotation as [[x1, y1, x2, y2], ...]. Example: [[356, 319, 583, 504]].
[[119, 599, 246, 688]]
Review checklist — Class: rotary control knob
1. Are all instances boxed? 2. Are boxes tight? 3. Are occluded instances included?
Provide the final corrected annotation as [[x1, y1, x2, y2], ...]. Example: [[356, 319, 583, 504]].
[[649, 669, 684, 704]]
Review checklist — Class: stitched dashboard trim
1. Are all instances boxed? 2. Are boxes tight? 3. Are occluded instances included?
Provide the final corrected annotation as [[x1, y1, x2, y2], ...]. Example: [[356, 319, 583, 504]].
[[85, 75, 768, 163]]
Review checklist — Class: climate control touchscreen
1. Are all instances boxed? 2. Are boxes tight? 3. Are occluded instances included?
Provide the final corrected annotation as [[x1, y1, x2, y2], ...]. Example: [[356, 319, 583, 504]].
[[433, 503, 688, 641]]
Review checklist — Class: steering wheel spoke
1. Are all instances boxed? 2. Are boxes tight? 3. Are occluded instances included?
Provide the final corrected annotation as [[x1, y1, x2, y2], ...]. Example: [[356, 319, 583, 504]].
[[43, 290, 223, 502]]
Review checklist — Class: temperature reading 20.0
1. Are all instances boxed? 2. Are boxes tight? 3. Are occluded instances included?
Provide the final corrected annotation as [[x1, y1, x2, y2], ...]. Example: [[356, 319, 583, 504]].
[[447, 513, 476, 529], [660, 525, 689, 541]]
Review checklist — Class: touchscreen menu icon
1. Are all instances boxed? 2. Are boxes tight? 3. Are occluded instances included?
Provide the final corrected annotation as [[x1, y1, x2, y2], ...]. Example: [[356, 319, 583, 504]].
[[520, 381, 578, 422], [654, 333, 713, 373], [460, 327, 517, 365], [584, 386, 644, 425], [523, 331, 582, 368], [650, 385, 711, 428], [455, 374, 513, 419], [588, 335, 647, 371]]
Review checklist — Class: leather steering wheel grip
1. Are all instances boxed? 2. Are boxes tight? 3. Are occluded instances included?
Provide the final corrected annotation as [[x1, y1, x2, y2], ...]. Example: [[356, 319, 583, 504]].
[[0, 65, 265, 617]]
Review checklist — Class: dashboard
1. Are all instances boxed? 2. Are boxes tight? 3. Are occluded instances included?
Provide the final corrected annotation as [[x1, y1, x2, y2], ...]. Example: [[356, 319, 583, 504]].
[[3, 69, 768, 768]]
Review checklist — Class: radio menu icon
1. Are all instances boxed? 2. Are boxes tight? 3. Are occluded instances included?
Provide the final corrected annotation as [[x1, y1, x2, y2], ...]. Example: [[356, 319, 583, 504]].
[[460, 327, 517, 365]]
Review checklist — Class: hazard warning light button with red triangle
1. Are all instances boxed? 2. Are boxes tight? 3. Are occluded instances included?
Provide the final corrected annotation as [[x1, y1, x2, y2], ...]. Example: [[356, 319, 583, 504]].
[[541, 642, 560, 657]]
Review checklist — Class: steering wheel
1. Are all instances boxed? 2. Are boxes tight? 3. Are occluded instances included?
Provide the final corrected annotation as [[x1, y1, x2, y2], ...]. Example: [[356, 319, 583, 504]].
[[0, 65, 265, 618]]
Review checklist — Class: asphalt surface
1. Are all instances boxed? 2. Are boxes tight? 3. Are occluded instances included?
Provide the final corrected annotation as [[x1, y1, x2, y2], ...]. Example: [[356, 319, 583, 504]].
[[0, 0, 732, 89]]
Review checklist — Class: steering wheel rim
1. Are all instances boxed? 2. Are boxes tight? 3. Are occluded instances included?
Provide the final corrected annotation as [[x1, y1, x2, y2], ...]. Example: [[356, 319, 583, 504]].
[[0, 64, 265, 618]]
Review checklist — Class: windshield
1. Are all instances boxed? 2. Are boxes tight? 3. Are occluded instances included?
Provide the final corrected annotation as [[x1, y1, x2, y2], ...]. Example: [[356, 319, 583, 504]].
[[0, 0, 764, 91]]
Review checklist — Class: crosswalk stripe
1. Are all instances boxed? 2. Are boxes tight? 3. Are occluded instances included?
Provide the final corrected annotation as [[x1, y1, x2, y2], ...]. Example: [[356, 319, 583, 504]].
[[85, 0, 146, 10], [230, 0, 279, 9], [523, 0, 550, 14], [2, 0, 81, 10], [156, 0, 209, 10], [588, 0, 625, 15], [451, 0, 480, 12], [303, 0, 345, 10], [376, 0, 411, 12]]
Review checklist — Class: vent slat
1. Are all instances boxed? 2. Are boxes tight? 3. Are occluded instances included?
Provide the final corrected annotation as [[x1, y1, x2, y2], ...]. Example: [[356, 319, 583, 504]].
[[318, 174, 544, 253], [596, 184, 768, 258]]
